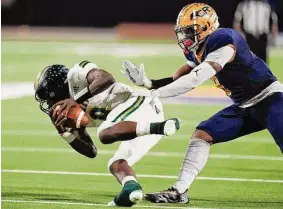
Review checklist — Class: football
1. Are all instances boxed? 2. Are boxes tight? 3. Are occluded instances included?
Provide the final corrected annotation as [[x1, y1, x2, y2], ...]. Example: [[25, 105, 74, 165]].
[[54, 105, 90, 128]]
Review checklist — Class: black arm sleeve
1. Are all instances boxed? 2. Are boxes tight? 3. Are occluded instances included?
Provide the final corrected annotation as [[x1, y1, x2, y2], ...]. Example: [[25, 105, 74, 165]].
[[69, 128, 97, 158], [150, 77, 174, 90]]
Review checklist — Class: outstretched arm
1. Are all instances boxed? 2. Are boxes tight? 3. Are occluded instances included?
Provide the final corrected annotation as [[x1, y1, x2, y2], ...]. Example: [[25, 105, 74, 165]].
[[151, 45, 235, 98], [150, 64, 193, 89], [151, 61, 218, 98], [122, 61, 193, 89]]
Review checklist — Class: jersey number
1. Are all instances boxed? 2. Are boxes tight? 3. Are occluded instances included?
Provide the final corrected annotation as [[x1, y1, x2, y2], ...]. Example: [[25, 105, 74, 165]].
[[89, 107, 111, 120], [211, 76, 231, 96]]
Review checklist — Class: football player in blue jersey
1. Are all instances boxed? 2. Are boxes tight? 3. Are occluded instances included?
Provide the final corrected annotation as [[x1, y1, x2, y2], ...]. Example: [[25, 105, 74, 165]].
[[122, 2, 283, 204]]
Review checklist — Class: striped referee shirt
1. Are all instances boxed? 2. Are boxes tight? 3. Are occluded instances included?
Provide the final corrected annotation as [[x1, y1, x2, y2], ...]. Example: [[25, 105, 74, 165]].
[[234, 0, 278, 37]]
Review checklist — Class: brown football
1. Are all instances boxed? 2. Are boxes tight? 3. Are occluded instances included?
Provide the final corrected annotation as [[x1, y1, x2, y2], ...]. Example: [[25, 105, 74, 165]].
[[55, 105, 90, 128]]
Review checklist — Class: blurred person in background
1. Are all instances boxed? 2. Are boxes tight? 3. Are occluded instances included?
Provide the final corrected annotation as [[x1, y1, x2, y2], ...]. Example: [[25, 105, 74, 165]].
[[233, 0, 279, 63]]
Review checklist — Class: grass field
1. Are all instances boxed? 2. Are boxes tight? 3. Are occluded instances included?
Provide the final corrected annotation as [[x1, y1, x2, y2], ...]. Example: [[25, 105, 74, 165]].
[[2, 40, 283, 209]]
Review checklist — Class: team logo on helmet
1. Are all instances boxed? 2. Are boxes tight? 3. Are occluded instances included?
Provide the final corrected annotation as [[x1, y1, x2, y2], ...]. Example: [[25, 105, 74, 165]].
[[175, 3, 219, 53], [190, 6, 210, 19]]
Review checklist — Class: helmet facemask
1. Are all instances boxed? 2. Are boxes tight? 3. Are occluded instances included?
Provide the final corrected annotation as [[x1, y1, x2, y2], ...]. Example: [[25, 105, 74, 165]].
[[35, 81, 62, 114], [175, 24, 204, 53], [35, 80, 52, 114]]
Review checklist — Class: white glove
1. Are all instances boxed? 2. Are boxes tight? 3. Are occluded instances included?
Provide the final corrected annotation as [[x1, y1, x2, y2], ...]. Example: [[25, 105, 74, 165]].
[[121, 60, 152, 89]]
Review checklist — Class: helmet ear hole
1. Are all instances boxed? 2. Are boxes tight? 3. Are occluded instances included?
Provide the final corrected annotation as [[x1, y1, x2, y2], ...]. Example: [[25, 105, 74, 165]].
[[49, 92, 55, 98], [203, 25, 208, 31]]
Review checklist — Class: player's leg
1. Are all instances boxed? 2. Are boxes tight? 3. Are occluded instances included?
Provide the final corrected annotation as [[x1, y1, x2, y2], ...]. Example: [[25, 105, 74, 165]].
[[145, 104, 265, 204], [97, 96, 180, 145], [97, 119, 180, 144], [264, 93, 283, 153], [108, 135, 163, 206], [106, 97, 165, 206], [107, 141, 143, 207]]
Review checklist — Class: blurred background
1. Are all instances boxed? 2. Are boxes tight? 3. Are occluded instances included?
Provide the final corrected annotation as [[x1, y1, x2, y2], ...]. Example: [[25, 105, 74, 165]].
[[2, 0, 283, 41], [2, 1, 283, 209]]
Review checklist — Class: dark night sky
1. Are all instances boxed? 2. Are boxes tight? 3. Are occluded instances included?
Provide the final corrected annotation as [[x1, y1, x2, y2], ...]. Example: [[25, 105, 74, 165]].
[[2, 0, 282, 30]]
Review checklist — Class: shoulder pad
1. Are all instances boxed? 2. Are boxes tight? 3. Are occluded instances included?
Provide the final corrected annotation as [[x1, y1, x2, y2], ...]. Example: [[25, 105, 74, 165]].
[[205, 29, 233, 54], [78, 60, 99, 70]]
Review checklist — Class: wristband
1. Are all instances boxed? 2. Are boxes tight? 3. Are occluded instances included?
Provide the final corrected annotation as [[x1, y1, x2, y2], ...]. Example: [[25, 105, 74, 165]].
[[60, 132, 76, 143], [74, 86, 92, 103]]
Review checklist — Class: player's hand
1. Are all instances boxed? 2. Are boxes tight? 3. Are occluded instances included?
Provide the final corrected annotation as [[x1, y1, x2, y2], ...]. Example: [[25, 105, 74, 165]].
[[54, 124, 67, 134], [48, 113, 69, 134], [52, 98, 77, 126], [121, 60, 152, 89]]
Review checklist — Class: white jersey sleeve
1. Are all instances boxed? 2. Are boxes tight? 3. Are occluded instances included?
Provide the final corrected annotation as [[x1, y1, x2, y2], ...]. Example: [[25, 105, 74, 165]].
[[186, 60, 196, 68], [68, 61, 99, 98], [204, 45, 235, 68]]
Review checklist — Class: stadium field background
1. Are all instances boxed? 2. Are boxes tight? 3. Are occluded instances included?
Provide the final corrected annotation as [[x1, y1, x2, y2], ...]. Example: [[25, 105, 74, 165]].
[[2, 40, 283, 209]]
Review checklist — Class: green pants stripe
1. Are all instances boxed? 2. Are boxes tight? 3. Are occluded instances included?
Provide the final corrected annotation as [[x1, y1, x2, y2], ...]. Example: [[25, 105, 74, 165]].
[[112, 96, 145, 122]]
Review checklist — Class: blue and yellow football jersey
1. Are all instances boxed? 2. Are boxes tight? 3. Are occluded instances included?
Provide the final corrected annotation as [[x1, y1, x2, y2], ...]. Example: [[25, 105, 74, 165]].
[[185, 28, 277, 104]]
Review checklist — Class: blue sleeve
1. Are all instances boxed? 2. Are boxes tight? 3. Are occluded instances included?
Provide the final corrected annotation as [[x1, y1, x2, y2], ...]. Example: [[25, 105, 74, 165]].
[[205, 29, 234, 54], [184, 51, 195, 62]]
